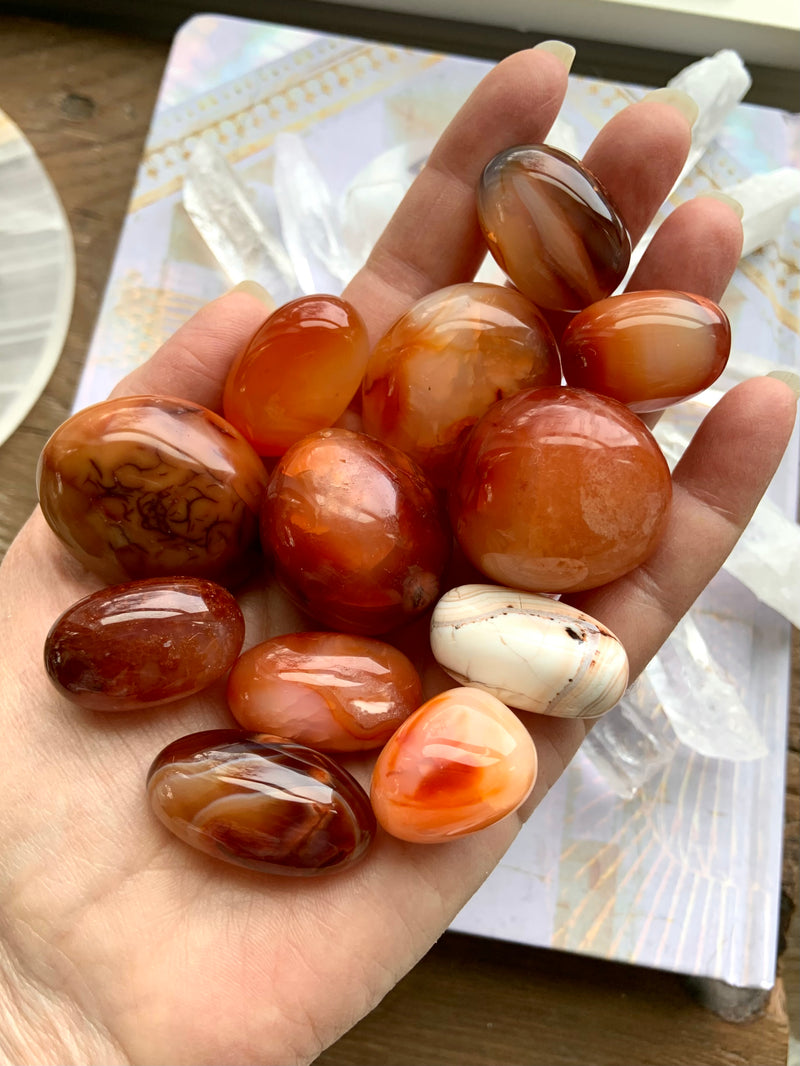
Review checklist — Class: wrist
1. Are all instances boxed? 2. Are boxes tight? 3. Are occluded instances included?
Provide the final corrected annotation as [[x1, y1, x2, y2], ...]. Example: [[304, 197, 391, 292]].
[[0, 940, 127, 1066]]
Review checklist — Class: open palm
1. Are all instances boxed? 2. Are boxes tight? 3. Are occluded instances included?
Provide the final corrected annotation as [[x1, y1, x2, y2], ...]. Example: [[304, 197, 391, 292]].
[[0, 46, 796, 1066]]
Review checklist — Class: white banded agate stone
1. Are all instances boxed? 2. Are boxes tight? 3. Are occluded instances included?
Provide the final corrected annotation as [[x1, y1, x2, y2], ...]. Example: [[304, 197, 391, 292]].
[[430, 584, 629, 718]]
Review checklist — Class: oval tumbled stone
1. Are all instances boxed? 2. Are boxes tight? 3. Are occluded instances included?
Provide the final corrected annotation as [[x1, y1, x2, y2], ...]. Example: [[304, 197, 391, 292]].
[[227, 632, 422, 752], [37, 395, 269, 587], [560, 290, 731, 412], [370, 687, 537, 843], [478, 144, 631, 312], [430, 584, 629, 718], [44, 577, 245, 711], [147, 729, 376, 876]]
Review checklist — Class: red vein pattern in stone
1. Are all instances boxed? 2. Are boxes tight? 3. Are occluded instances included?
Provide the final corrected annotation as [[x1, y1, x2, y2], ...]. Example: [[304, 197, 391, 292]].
[[37, 395, 269, 587]]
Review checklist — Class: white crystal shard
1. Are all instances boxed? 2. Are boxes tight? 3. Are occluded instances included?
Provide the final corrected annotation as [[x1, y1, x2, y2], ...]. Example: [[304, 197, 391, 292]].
[[646, 614, 768, 761], [581, 673, 679, 799], [668, 49, 752, 182], [724, 497, 800, 628], [720, 167, 800, 256], [183, 137, 298, 303], [273, 131, 357, 293], [545, 116, 580, 159]]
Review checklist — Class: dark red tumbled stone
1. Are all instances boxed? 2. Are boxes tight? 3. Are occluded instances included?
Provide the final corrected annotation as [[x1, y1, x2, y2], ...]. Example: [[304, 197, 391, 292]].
[[147, 730, 376, 876], [44, 577, 245, 711]]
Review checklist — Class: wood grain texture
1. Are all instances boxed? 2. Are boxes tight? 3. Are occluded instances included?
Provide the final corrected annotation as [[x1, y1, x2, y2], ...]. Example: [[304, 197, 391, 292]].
[[0, 14, 795, 1066]]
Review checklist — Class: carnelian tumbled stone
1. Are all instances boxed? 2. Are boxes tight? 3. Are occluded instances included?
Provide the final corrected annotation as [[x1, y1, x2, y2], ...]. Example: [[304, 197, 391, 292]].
[[560, 290, 731, 412], [478, 145, 631, 312], [37, 395, 268, 587], [261, 428, 451, 634], [450, 386, 672, 593], [227, 632, 422, 751], [44, 577, 244, 712], [223, 294, 369, 456], [147, 729, 376, 876], [361, 283, 560, 486], [370, 687, 537, 843]]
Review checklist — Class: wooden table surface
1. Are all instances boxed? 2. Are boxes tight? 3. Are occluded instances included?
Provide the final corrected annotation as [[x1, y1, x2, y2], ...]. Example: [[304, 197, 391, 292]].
[[0, 12, 796, 1066]]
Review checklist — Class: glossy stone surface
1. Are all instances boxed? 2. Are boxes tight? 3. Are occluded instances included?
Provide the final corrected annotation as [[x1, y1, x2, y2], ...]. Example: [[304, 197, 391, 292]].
[[560, 290, 732, 412], [450, 387, 672, 593], [361, 283, 560, 486], [430, 584, 629, 718], [45, 577, 245, 712], [223, 294, 369, 456], [261, 428, 451, 634], [147, 729, 376, 876], [37, 395, 268, 587], [370, 687, 537, 843], [478, 145, 631, 312], [227, 632, 422, 751]]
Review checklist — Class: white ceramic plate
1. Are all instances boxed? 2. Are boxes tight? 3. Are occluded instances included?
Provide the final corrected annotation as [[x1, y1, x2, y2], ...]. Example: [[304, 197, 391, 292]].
[[0, 107, 75, 448]]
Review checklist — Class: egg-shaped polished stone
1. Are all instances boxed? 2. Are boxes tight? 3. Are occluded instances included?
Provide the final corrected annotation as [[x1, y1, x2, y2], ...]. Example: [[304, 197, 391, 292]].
[[227, 632, 423, 751], [478, 144, 631, 312], [450, 386, 672, 593], [37, 395, 269, 587], [261, 428, 451, 634], [45, 577, 245, 712], [560, 290, 732, 412], [147, 729, 376, 876], [430, 584, 629, 718], [361, 283, 560, 486], [370, 687, 537, 843], [223, 294, 369, 456]]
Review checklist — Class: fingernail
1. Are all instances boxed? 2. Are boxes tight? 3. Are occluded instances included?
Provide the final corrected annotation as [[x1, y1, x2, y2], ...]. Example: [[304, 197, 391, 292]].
[[229, 280, 276, 310], [767, 369, 800, 399], [696, 191, 744, 219], [532, 40, 576, 73], [641, 87, 699, 129]]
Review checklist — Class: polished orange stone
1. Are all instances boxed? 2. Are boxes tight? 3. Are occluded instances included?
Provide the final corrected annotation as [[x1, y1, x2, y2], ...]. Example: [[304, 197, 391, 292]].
[[361, 283, 560, 486], [261, 428, 451, 634], [560, 290, 732, 412], [370, 687, 537, 843], [478, 145, 631, 312], [223, 294, 369, 456], [450, 386, 672, 593], [45, 577, 245, 712], [37, 395, 268, 587], [227, 632, 423, 751], [147, 729, 376, 876]]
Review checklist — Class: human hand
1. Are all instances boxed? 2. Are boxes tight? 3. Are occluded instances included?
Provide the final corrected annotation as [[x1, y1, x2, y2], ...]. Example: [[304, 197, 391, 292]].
[[0, 44, 796, 1066]]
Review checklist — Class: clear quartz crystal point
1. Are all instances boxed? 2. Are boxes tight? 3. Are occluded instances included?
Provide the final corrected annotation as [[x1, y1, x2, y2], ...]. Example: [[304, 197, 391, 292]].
[[272, 132, 359, 293], [183, 137, 298, 303], [582, 672, 679, 799], [720, 167, 800, 257], [668, 49, 752, 181], [647, 613, 768, 762]]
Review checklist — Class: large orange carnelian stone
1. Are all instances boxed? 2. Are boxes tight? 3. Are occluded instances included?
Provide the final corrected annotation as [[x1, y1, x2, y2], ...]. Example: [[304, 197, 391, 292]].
[[261, 428, 450, 634], [450, 386, 672, 593], [361, 283, 560, 486], [223, 294, 369, 456], [370, 687, 537, 843], [560, 290, 731, 412], [478, 145, 631, 312]]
